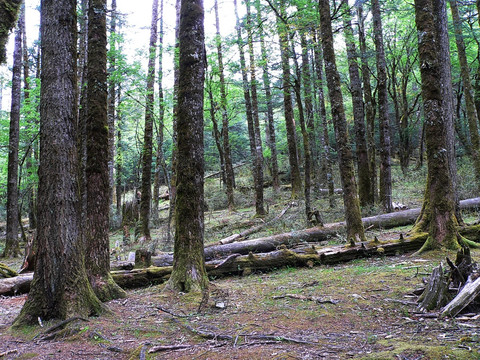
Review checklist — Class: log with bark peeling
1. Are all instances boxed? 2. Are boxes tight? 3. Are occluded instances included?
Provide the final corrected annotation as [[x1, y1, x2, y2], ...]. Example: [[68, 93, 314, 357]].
[[1, 236, 426, 295]]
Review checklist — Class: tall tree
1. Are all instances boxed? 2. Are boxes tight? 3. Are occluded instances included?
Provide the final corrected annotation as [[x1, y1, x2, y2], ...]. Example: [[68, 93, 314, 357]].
[[214, 0, 235, 210], [3, 5, 22, 258], [313, 29, 335, 208], [245, 0, 265, 216], [85, 0, 126, 301], [256, 0, 279, 192], [371, 0, 392, 213], [342, 3, 371, 208], [449, 0, 480, 191], [233, 0, 265, 215], [139, 0, 158, 241], [107, 0, 117, 208], [318, 0, 365, 242], [275, 3, 302, 198], [14, 0, 103, 325], [357, 4, 377, 203], [412, 0, 476, 252], [166, 0, 208, 292]]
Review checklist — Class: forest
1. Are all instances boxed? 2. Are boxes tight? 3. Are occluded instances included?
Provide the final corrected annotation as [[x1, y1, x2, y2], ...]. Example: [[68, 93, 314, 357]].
[[1, 0, 480, 358]]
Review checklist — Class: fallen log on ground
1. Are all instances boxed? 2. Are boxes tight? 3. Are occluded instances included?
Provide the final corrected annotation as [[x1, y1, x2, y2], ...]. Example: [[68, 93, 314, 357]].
[[208, 202, 296, 246], [1, 236, 427, 295]]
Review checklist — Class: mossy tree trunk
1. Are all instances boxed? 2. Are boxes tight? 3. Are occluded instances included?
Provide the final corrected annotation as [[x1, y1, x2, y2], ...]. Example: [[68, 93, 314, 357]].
[[342, 5, 371, 208], [166, 0, 208, 293], [139, 0, 158, 241], [107, 0, 117, 210], [85, 0, 126, 302], [372, 0, 392, 213], [214, 0, 235, 210], [245, 0, 265, 217], [413, 0, 471, 252], [356, 4, 377, 204], [256, 0, 279, 192], [4, 6, 21, 258], [275, 7, 302, 198], [313, 30, 335, 208], [233, 0, 265, 215], [318, 0, 365, 242], [14, 0, 103, 325]]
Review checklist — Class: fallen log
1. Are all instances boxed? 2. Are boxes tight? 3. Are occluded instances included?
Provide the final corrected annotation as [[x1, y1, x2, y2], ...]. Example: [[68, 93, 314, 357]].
[[441, 275, 480, 318], [209, 202, 296, 246], [0, 236, 427, 295]]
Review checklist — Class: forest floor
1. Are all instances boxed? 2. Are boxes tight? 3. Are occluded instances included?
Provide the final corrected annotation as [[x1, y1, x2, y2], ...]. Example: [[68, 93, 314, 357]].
[[1, 162, 480, 359]]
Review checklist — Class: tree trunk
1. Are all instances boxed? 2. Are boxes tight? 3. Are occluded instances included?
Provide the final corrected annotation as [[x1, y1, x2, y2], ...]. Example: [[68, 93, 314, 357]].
[[107, 0, 117, 210], [357, 4, 377, 204], [246, 0, 265, 216], [343, 5, 371, 208], [256, 0, 279, 192], [275, 5, 302, 198], [166, 0, 209, 293], [313, 30, 335, 208], [85, 0, 126, 301], [4, 6, 22, 258], [233, 0, 265, 214], [139, 0, 158, 241], [214, 0, 235, 210], [372, 0, 392, 213], [318, 0, 365, 243], [449, 0, 480, 192], [14, 0, 104, 325], [413, 0, 467, 252]]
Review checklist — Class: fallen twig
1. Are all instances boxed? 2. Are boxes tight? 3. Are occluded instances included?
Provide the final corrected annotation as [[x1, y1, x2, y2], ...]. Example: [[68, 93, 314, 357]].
[[157, 306, 191, 318], [34, 316, 88, 340], [272, 293, 339, 305], [148, 344, 192, 353], [0, 349, 18, 358]]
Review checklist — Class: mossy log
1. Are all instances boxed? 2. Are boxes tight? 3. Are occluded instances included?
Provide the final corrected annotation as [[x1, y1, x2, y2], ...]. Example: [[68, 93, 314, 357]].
[[0, 263, 18, 278], [1, 236, 426, 295]]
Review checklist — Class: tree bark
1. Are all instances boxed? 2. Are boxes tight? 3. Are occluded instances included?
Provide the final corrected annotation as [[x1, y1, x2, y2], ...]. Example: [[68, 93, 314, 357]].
[[139, 0, 158, 241], [107, 0, 117, 210], [256, 0, 279, 192], [85, 0, 126, 301], [318, 0, 366, 243], [14, 0, 104, 325], [413, 0, 467, 252], [214, 0, 235, 210], [275, 3, 302, 198], [357, 4, 377, 204], [372, 0, 392, 213], [313, 30, 335, 208], [166, 0, 209, 293], [3, 6, 22, 258], [343, 5, 371, 208]]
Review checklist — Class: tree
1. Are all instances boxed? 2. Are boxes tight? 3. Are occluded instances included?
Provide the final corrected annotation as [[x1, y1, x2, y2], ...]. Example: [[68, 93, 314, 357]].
[[14, 0, 103, 325], [256, 0, 279, 192], [3, 4, 22, 258], [371, 0, 392, 213], [214, 0, 235, 210], [165, 0, 208, 292], [412, 0, 477, 252], [342, 3, 371, 208], [108, 0, 117, 208], [85, 0, 126, 301], [318, 0, 365, 242], [275, 2, 302, 198], [139, 0, 158, 241], [233, 0, 265, 215]]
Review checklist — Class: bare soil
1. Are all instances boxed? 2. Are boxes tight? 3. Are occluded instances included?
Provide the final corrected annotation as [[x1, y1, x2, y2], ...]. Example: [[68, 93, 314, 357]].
[[1, 247, 480, 359]]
